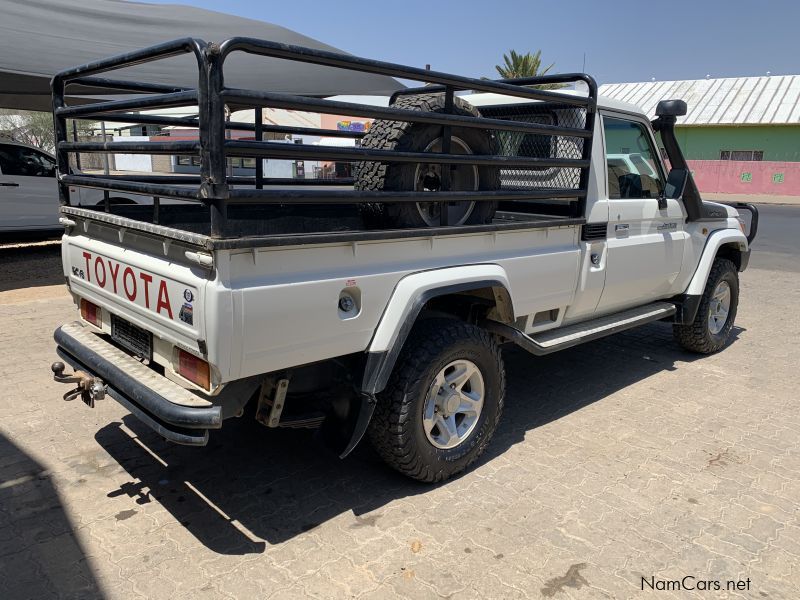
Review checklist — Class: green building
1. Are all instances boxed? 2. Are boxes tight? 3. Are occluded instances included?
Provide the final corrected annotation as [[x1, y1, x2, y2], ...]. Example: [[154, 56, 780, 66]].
[[599, 75, 800, 196]]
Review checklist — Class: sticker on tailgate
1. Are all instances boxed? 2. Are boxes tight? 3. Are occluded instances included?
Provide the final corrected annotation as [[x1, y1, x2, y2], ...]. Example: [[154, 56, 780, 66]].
[[71, 249, 197, 323]]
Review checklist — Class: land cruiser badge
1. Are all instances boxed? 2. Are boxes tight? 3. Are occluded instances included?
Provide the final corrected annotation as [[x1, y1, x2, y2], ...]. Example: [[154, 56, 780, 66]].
[[180, 289, 194, 325]]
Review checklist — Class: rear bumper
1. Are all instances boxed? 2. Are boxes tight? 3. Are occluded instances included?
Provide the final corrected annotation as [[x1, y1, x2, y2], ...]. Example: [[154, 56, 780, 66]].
[[54, 322, 221, 446]]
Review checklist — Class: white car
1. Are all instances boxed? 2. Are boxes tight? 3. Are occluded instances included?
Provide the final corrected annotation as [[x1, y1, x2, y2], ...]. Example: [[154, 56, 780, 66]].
[[0, 141, 62, 231], [0, 140, 138, 232]]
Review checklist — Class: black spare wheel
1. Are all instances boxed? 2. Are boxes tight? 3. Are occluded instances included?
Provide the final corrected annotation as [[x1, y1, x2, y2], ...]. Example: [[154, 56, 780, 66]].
[[355, 93, 500, 228]]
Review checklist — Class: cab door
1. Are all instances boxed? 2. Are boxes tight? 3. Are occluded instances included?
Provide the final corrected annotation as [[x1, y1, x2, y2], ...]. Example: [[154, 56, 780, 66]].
[[0, 144, 60, 230], [595, 114, 688, 314]]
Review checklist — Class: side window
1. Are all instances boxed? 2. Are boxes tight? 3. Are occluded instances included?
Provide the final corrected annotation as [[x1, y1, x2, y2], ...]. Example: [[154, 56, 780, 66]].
[[603, 117, 664, 199], [0, 144, 56, 177]]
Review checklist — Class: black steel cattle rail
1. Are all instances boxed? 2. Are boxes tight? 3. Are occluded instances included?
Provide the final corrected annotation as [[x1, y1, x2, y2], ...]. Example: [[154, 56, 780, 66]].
[[52, 37, 597, 239]]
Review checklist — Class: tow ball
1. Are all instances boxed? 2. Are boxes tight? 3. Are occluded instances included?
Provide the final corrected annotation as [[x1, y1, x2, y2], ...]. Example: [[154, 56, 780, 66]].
[[51, 362, 107, 408]]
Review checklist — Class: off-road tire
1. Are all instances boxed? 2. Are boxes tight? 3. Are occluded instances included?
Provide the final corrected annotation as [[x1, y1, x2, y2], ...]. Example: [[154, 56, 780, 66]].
[[367, 319, 505, 482], [673, 258, 739, 354], [355, 93, 499, 228]]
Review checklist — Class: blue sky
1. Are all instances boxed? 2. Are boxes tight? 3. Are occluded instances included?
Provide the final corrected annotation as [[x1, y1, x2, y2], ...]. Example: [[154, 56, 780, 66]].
[[138, 0, 799, 85]]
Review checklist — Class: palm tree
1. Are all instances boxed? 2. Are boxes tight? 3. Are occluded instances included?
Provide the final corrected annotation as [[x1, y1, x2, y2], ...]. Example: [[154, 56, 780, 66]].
[[494, 50, 565, 89]]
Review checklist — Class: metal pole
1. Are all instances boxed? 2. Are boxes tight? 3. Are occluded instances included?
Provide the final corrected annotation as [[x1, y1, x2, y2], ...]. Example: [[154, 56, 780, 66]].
[[575, 77, 598, 218], [100, 120, 110, 211], [439, 86, 454, 226], [225, 107, 233, 180], [200, 42, 228, 237], [51, 76, 71, 206], [255, 107, 263, 190], [72, 120, 82, 171]]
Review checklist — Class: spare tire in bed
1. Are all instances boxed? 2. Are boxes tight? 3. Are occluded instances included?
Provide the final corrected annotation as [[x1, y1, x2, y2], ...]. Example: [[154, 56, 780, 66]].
[[354, 93, 499, 228]]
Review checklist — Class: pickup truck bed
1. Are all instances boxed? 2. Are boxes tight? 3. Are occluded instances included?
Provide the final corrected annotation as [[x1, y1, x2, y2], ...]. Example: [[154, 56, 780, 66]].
[[59, 203, 584, 382], [60, 203, 584, 248]]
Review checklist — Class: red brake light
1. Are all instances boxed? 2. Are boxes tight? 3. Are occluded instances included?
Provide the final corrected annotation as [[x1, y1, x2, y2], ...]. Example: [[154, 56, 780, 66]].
[[80, 299, 101, 326], [178, 349, 210, 390]]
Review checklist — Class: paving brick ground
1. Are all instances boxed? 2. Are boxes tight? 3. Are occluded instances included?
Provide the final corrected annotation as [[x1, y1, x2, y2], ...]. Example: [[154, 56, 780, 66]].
[[0, 245, 798, 599]]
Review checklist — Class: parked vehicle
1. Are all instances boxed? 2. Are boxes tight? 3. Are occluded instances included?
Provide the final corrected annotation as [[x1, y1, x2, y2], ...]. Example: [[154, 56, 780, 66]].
[[0, 140, 61, 231], [50, 38, 757, 483], [0, 140, 145, 231]]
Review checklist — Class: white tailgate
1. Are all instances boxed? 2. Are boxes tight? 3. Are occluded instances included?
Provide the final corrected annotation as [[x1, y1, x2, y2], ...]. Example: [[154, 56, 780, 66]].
[[64, 235, 206, 350]]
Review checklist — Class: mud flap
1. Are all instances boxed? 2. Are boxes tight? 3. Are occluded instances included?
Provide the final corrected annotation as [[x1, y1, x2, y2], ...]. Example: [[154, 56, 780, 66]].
[[317, 391, 377, 458]]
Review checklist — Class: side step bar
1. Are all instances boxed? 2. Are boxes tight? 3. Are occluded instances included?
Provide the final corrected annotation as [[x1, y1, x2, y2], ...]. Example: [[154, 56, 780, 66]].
[[483, 301, 677, 356]]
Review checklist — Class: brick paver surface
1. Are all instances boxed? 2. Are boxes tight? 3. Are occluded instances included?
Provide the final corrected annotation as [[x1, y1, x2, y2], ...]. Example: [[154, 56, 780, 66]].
[[0, 245, 798, 599]]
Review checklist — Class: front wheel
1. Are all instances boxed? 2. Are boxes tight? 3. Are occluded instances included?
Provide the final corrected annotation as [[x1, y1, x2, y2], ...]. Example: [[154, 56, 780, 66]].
[[673, 258, 739, 353], [368, 319, 505, 482]]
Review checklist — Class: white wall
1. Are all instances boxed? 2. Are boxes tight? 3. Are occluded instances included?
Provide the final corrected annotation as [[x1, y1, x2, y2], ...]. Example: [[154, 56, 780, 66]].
[[113, 136, 152, 172]]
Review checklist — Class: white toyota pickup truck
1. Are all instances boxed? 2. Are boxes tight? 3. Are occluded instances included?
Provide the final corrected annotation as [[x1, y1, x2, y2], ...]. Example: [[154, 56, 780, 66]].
[[50, 38, 757, 482]]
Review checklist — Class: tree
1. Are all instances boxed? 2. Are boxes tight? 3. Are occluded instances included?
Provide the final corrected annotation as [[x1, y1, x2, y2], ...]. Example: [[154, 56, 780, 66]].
[[494, 50, 565, 89], [0, 110, 56, 152], [0, 110, 96, 154]]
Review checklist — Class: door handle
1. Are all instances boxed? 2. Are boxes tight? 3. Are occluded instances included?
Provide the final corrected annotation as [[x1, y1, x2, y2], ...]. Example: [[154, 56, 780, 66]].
[[0, 182, 19, 187]]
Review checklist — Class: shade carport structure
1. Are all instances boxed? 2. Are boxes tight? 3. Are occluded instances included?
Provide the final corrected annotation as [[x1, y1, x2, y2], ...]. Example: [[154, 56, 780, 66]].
[[0, 0, 402, 111]]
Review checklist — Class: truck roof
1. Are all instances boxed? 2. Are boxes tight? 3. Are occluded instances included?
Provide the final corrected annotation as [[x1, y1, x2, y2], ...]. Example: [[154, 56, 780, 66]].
[[0, 138, 56, 158], [0, 139, 41, 149], [331, 90, 645, 117], [461, 89, 643, 116]]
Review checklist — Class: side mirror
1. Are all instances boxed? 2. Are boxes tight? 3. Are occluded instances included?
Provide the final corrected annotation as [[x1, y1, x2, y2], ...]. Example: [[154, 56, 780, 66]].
[[656, 99, 687, 117], [664, 167, 689, 200]]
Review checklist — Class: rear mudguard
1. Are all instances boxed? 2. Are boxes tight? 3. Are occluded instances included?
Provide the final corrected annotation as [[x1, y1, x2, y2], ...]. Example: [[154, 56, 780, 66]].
[[361, 264, 512, 395], [340, 265, 513, 457]]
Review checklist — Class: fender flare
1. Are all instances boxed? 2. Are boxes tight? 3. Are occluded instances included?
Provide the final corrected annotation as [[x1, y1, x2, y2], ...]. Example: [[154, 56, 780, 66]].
[[685, 229, 748, 297], [361, 264, 513, 395], [337, 265, 512, 458]]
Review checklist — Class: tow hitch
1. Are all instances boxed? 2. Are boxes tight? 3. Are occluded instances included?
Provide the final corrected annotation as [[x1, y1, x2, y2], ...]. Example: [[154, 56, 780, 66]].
[[51, 361, 107, 407]]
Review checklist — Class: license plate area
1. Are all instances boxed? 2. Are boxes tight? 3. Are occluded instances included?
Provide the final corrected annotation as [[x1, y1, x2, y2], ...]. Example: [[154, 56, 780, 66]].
[[111, 314, 153, 361]]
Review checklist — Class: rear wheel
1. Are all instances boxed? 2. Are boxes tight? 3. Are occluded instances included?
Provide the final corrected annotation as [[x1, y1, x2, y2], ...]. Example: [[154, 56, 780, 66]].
[[673, 258, 739, 353], [367, 319, 505, 482]]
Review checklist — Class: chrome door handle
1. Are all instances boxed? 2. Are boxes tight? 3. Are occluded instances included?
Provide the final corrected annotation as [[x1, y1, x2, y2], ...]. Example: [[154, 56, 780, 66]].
[[615, 224, 629, 231], [0, 182, 19, 187]]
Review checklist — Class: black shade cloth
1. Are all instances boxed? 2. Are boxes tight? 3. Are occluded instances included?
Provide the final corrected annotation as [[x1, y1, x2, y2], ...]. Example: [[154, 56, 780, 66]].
[[0, 0, 402, 111]]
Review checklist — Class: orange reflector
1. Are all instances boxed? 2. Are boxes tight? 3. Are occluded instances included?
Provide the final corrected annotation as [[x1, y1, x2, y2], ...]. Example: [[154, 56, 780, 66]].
[[178, 350, 210, 390], [80, 299, 101, 326]]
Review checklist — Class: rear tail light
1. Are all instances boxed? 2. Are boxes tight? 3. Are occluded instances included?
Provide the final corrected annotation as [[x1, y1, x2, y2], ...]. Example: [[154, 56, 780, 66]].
[[177, 349, 210, 390], [80, 299, 101, 327]]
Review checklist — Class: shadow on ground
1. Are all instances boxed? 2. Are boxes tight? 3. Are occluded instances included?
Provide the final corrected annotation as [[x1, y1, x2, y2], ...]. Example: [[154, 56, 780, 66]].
[[0, 433, 103, 598], [94, 321, 742, 555], [0, 238, 63, 293]]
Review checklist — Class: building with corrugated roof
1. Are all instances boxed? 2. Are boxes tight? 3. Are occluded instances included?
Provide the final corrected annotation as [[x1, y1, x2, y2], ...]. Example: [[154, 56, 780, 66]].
[[600, 75, 800, 196]]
